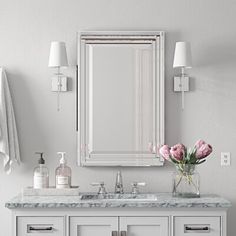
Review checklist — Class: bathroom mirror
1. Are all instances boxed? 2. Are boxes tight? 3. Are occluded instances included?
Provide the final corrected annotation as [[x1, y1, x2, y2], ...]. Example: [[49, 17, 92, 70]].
[[77, 31, 165, 166]]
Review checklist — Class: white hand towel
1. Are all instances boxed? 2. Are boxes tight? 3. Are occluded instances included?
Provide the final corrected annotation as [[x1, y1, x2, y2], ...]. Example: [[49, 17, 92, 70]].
[[0, 68, 20, 174]]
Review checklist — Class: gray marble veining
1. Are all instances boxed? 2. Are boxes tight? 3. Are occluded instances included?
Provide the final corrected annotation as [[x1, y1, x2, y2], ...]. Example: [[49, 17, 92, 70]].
[[5, 193, 231, 209], [80, 193, 158, 201]]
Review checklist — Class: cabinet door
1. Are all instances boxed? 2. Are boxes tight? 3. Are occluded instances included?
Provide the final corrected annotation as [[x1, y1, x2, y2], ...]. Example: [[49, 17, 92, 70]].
[[120, 217, 169, 236], [69, 217, 118, 236]]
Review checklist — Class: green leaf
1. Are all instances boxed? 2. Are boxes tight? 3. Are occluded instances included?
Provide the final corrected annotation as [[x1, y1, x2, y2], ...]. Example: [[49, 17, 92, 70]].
[[196, 159, 206, 165], [169, 156, 180, 164]]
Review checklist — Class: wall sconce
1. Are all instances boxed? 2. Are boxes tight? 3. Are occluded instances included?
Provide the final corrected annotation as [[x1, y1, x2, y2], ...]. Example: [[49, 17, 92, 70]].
[[173, 41, 192, 109], [48, 41, 68, 111]]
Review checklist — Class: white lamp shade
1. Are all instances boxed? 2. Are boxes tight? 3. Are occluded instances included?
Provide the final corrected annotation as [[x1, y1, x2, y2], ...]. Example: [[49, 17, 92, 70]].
[[48, 41, 68, 67], [173, 42, 192, 68]]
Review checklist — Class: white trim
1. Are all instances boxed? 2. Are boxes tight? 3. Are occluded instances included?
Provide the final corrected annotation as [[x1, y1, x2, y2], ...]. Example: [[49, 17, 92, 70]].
[[11, 208, 230, 216]]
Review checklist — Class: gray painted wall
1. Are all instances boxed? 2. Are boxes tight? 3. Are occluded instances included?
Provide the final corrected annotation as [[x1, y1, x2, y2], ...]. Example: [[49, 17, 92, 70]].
[[0, 0, 235, 235]]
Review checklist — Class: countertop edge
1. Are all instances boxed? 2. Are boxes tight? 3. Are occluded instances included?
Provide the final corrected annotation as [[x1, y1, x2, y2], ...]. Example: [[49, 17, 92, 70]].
[[5, 195, 232, 209]]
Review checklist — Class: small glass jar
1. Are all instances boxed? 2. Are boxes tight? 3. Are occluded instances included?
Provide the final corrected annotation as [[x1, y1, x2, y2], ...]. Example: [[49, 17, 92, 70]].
[[172, 164, 200, 198]]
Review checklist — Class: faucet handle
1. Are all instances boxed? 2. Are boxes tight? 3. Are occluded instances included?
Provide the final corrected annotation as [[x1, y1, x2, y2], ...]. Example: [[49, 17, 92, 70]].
[[131, 182, 146, 194], [136, 182, 146, 186], [91, 182, 107, 194], [91, 182, 104, 186]]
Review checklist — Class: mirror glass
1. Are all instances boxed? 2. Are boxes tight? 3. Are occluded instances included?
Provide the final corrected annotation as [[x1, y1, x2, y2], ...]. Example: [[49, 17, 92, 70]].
[[77, 32, 165, 166]]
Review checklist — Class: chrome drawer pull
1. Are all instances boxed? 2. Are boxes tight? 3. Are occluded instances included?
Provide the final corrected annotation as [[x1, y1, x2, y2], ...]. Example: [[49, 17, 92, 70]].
[[120, 231, 127, 236], [185, 226, 209, 231], [112, 231, 118, 236], [28, 225, 53, 232], [185, 225, 210, 233]]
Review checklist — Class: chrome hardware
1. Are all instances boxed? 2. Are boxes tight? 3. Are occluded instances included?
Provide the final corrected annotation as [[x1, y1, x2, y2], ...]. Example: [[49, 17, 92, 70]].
[[131, 182, 146, 194], [184, 224, 210, 233], [91, 182, 107, 194], [115, 171, 124, 194], [120, 231, 127, 236], [27, 225, 53, 233], [112, 231, 118, 236]]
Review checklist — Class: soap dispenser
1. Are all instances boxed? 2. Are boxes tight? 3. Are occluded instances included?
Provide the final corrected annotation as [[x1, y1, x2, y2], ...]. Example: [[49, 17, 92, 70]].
[[55, 152, 71, 189], [33, 152, 49, 189]]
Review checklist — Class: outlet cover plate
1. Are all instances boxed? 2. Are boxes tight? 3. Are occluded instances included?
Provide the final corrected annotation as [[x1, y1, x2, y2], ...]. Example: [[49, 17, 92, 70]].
[[221, 152, 231, 166]]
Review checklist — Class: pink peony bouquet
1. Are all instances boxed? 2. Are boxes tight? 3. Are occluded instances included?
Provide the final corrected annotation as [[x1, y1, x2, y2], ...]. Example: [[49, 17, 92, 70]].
[[159, 140, 213, 165]]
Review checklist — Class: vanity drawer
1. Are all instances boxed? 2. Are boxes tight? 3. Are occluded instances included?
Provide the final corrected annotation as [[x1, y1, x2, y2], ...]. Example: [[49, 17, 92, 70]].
[[174, 216, 221, 236], [17, 216, 64, 236]]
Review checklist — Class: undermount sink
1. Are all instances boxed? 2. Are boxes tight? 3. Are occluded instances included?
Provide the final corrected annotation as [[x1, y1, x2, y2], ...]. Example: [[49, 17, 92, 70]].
[[80, 193, 158, 201]]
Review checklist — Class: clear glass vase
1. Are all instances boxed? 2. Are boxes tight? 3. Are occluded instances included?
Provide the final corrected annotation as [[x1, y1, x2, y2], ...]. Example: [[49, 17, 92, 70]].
[[172, 164, 200, 198]]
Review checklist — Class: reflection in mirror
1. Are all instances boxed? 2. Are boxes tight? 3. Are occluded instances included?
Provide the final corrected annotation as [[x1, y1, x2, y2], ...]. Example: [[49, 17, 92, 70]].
[[77, 32, 165, 166]]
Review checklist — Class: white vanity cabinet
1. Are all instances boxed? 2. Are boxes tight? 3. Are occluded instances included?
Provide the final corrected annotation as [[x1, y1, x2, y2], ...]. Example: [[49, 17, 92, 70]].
[[12, 209, 227, 236], [7, 193, 230, 236]]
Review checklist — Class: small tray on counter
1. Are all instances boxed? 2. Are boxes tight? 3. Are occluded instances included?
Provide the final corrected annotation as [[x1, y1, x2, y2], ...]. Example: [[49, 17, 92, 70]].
[[22, 186, 80, 196]]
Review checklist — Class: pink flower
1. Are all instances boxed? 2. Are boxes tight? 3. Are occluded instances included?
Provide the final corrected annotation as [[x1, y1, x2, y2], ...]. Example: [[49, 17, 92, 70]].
[[194, 139, 213, 159], [195, 139, 206, 149], [170, 143, 185, 161], [196, 143, 212, 159], [159, 145, 170, 160]]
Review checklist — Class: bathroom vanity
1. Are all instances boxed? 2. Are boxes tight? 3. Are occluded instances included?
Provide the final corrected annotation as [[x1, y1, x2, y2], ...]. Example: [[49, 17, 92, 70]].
[[6, 193, 231, 236]]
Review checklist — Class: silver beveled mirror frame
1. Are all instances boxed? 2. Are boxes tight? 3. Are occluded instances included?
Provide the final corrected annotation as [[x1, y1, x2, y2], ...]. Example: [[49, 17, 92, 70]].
[[77, 31, 165, 166]]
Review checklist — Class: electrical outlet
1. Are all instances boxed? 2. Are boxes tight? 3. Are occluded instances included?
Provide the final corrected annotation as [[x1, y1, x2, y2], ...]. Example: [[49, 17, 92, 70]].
[[221, 152, 231, 166]]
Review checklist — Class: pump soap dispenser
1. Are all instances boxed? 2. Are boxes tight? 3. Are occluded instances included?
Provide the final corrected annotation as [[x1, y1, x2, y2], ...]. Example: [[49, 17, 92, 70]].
[[33, 152, 49, 189], [55, 152, 71, 189]]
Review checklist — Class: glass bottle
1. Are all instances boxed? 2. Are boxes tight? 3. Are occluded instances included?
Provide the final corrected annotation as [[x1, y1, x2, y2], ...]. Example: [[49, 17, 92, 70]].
[[55, 152, 71, 189], [33, 152, 49, 189]]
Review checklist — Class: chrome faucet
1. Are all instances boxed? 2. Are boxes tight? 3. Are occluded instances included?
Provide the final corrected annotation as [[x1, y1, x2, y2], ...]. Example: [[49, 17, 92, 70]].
[[91, 182, 107, 194], [115, 171, 124, 194], [131, 182, 146, 194]]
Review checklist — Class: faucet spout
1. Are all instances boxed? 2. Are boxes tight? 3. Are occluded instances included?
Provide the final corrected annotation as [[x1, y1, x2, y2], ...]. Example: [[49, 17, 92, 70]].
[[115, 171, 124, 194]]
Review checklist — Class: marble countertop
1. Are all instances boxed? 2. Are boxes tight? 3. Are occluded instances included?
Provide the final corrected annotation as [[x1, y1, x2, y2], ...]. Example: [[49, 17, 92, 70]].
[[5, 193, 231, 209]]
